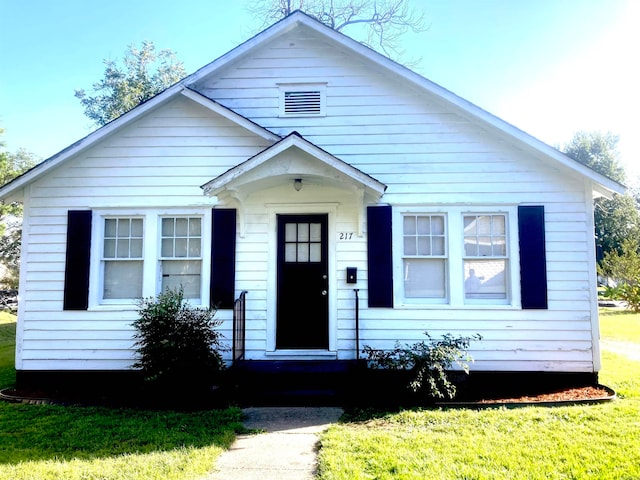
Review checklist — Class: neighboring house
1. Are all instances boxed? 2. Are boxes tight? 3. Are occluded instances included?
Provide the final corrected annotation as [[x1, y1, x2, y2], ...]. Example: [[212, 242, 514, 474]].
[[0, 12, 624, 390]]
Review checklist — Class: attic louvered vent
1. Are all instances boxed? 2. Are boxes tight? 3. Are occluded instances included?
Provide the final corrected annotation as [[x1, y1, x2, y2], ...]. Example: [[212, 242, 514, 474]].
[[285, 91, 321, 114], [279, 83, 326, 117]]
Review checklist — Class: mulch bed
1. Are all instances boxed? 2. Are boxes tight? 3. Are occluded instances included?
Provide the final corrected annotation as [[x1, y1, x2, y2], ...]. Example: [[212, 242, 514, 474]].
[[474, 385, 612, 404], [1, 384, 616, 408]]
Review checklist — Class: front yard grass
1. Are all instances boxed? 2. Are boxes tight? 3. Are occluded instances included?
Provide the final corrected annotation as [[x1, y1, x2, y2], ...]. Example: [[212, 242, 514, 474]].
[[0, 314, 245, 480], [317, 311, 640, 480]]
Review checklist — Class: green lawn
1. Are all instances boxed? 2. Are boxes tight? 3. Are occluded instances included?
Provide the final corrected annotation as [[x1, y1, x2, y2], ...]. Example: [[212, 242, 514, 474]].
[[599, 308, 640, 343], [0, 314, 245, 480], [318, 311, 640, 480], [2, 312, 640, 479]]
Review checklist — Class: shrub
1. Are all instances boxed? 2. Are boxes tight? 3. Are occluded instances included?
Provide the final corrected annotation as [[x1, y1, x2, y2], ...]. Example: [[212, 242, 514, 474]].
[[363, 332, 482, 400], [132, 288, 226, 393]]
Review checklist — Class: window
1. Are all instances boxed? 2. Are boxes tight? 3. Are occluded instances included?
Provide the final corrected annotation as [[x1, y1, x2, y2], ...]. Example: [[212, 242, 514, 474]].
[[92, 210, 209, 307], [395, 208, 516, 306], [160, 217, 202, 298], [278, 83, 326, 117], [102, 218, 144, 300], [402, 214, 447, 299], [463, 214, 507, 301]]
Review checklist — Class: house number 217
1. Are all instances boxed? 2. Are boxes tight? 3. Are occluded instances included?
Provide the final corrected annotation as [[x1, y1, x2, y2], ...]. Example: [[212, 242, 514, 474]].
[[338, 232, 354, 240]]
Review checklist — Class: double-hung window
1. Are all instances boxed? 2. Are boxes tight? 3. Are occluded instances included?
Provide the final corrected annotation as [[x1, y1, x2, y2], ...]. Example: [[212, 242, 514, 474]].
[[93, 211, 208, 307], [102, 218, 144, 300], [396, 208, 516, 307], [402, 214, 447, 300], [160, 217, 202, 299], [463, 214, 508, 301]]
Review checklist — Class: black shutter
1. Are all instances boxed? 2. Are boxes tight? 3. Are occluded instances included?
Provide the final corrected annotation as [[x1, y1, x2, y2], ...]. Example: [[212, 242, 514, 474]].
[[63, 210, 92, 310], [518, 205, 548, 309], [210, 209, 236, 309], [367, 205, 393, 308]]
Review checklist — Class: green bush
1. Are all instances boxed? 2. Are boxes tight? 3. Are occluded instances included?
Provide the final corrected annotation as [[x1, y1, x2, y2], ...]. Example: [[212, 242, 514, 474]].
[[599, 238, 640, 312], [132, 288, 226, 393], [362, 332, 482, 400]]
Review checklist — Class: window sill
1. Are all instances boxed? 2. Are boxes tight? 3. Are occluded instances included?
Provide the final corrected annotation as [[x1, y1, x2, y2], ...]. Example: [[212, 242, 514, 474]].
[[395, 303, 520, 311]]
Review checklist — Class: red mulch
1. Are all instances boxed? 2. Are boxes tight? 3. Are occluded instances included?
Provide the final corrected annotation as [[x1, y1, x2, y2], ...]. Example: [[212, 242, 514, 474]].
[[476, 386, 612, 404]]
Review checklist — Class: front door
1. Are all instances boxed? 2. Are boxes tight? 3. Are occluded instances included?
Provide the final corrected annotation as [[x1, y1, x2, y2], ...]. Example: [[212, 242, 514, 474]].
[[276, 214, 329, 349]]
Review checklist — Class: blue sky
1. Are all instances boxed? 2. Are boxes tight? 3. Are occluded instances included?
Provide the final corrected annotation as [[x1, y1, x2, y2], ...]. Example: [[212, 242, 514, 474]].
[[1, 0, 638, 177]]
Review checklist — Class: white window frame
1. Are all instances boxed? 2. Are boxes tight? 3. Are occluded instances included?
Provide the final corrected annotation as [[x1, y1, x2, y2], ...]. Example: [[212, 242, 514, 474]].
[[393, 206, 521, 308], [88, 208, 211, 310], [399, 212, 449, 305], [278, 83, 327, 117], [159, 215, 203, 300]]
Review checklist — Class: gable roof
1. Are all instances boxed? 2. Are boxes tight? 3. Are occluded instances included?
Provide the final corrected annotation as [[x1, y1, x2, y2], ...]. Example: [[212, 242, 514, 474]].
[[0, 10, 625, 200], [187, 10, 625, 198], [0, 87, 280, 200], [201, 131, 387, 200]]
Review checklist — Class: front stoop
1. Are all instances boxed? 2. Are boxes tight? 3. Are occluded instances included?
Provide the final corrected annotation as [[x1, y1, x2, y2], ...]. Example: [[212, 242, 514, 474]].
[[227, 360, 364, 406]]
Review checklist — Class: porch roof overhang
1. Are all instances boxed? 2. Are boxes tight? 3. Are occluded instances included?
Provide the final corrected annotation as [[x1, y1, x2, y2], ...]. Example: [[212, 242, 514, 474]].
[[201, 132, 387, 201]]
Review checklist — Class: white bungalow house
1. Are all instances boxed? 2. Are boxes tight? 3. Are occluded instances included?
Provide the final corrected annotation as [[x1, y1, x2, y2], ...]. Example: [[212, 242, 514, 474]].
[[0, 11, 624, 393]]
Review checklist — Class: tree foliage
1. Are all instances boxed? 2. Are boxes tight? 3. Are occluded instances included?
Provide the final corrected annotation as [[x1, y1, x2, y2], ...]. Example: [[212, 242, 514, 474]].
[[599, 238, 640, 312], [594, 193, 640, 259], [75, 41, 187, 127], [563, 130, 625, 183], [248, 0, 427, 60], [562, 131, 638, 260], [0, 130, 38, 288]]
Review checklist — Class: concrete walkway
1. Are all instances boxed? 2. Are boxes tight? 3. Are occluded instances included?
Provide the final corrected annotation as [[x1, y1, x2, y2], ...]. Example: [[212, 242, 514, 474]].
[[207, 407, 344, 480]]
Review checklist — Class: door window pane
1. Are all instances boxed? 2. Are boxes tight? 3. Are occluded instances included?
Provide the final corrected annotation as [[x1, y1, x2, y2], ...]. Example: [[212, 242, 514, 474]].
[[284, 222, 323, 263]]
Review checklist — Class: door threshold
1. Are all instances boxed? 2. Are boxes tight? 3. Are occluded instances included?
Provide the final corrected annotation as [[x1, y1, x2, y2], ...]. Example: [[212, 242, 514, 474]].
[[265, 350, 337, 360]]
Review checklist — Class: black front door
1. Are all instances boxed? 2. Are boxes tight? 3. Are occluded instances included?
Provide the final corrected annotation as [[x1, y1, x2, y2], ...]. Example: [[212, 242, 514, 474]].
[[276, 214, 329, 349]]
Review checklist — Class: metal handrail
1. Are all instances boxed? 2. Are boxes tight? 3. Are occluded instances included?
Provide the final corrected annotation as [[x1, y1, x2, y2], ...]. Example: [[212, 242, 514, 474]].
[[232, 291, 247, 362]]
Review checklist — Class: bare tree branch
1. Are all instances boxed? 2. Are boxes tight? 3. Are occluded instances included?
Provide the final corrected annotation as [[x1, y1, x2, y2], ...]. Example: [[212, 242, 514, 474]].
[[246, 0, 427, 63]]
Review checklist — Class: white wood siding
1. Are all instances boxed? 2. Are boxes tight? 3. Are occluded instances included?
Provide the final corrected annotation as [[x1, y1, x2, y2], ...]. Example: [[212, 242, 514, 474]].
[[193, 29, 598, 372], [17, 97, 272, 370], [16, 27, 599, 373]]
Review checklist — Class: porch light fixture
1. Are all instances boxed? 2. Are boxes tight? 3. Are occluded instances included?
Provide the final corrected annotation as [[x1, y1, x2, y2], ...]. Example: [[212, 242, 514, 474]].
[[293, 178, 303, 191]]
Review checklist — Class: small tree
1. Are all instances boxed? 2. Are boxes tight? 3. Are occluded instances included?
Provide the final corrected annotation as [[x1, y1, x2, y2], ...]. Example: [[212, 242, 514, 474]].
[[75, 41, 187, 126], [133, 288, 226, 393], [599, 238, 640, 312]]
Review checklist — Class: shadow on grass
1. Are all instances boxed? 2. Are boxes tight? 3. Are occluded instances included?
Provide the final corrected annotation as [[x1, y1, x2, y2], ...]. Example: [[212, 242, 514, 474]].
[[0, 401, 246, 465], [0, 321, 246, 466]]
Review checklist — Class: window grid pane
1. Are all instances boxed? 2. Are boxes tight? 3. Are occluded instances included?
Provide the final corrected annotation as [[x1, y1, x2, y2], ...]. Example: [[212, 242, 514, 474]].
[[160, 217, 202, 259], [403, 215, 446, 258], [284, 222, 322, 263], [463, 214, 507, 259], [103, 218, 143, 259]]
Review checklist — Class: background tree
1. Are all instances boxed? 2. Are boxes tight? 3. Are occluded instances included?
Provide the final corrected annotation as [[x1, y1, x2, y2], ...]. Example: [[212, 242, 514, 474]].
[[0, 129, 39, 288], [75, 41, 187, 127], [563, 130, 625, 183], [562, 130, 639, 260], [248, 0, 427, 60]]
